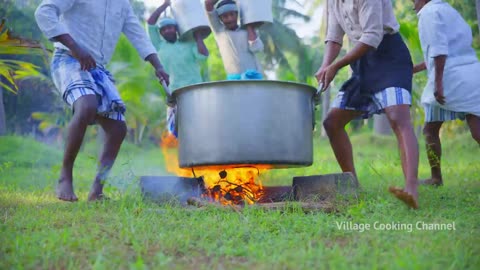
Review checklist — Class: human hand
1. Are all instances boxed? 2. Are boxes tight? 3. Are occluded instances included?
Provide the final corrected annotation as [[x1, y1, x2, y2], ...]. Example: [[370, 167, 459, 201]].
[[164, 0, 171, 6], [315, 64, 338, 92], [71, 45, 96, 71], [434, 84, 445, 105], [155, 68, 170, 86], [413, 62, 426, 74]]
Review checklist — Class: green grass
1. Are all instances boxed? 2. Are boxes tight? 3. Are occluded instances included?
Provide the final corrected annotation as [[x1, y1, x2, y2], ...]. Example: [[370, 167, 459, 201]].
[[0, 132, 479, 269]]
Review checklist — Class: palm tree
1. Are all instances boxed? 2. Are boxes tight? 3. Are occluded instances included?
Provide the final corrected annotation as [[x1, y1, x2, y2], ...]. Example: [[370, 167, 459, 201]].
[[259, 0, 311, 81], [477, 0, 480, 35], [0, 19, 44, 135]]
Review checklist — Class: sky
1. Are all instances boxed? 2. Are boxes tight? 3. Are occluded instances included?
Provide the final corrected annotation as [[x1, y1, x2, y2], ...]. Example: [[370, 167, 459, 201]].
[[142, 0, 324, 39]]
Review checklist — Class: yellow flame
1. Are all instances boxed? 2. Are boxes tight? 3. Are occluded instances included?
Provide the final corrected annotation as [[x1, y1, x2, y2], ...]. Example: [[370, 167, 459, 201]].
[[159, 133, 270, 204]]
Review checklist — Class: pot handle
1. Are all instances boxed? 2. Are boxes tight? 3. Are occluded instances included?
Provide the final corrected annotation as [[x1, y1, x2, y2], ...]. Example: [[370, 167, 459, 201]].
[[312, 84, 324, 130], [162, 80, 172, 96]]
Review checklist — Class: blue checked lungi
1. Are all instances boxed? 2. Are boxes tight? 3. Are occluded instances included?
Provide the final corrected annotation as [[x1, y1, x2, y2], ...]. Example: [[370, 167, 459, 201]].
[[424, 104, 467, 122], [331, 87, 412, 119], [51, 49, 126, 122], [166, 105, 177, 137]]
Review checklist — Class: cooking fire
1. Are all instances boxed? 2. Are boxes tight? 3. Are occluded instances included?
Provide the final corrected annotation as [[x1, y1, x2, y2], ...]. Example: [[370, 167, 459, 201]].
[[160, 133, 269, 205]]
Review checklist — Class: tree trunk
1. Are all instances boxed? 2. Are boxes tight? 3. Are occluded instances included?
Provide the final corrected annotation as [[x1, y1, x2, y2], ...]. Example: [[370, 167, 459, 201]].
[[373, 114, 392, 136], [0, 87, 6, 136], [477, 0, 480, 35]]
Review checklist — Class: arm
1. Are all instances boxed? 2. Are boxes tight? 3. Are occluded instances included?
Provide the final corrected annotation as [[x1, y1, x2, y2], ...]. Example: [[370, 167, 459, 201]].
[[145, 53, 170, 86], [246, 25, 264, 53], [35, 0, 95, 70], [122, 4, 169, 84], [194, 31, 209, 57], [316, 0, 381, 90], [53, 34, 96, 70], [420, 10, 449, 104], [413, 62, 427, 74], [318, 42, 374, 91], [205, 0, 223, 32], [433, 56, 447, 105], [34, 0, 75, 41], [314, 0, 343, 89], [147, 0, 170, 25], [205, 0, 219, 12], [247, 25, 257, 41]]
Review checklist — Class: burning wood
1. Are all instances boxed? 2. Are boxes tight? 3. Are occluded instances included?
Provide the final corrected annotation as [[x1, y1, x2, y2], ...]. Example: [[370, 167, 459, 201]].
[[198, 167, 267, 205], [159, 135, 271, 205]]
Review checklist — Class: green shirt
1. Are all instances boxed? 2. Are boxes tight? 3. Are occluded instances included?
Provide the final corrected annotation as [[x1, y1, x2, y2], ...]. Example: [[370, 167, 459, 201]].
[[148, 25, 207, 91]]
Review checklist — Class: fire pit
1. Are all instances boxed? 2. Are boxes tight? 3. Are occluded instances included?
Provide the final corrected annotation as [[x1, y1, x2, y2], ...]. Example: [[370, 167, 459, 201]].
[[140, 172, 358, 212]]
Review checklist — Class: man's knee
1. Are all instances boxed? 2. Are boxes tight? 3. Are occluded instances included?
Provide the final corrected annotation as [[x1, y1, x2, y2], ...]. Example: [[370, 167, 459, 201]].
[[423, 125, 435, 138], [471, 130, 480, 144], [323, 116, 337, 133], [117, 122, 127, 140], [72, 95, 98, 124], [105, 121, 127, 141], [422, 123, 441, 139]]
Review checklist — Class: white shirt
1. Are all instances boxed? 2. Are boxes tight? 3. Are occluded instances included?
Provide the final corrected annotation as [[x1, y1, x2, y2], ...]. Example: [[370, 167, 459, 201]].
[[35, 0, 156, 65], [325, 0, 400, 49], [206, 11, 263, 75], [418, 0, 480, 116]]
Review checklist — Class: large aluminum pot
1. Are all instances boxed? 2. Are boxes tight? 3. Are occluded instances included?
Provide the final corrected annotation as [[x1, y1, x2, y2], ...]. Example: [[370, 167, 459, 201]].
[[237, 0, 273, 26], [173, 80, 317, 168], [171, 0, 211, 40]]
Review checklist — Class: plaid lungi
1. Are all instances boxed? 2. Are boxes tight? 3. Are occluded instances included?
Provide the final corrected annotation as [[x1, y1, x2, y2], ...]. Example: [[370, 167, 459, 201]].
[[331, 87, 412, 119], [51, 49, 125, 121], [423, 104, 467, 122]]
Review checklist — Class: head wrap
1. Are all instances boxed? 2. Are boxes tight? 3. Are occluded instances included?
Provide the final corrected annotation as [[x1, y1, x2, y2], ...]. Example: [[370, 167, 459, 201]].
[[156, 17, 177, 30], [216, 3, 238, 16]]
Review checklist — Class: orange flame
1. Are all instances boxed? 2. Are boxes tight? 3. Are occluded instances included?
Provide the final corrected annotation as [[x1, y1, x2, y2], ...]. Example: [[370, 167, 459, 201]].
[[159, 132, 269, 205]]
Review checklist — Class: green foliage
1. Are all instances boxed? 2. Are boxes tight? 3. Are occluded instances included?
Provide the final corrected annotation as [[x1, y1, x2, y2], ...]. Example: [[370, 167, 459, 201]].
[[0, 20, 45, 94], [204, 35, 227, 81], [109, 35, 167, 144]]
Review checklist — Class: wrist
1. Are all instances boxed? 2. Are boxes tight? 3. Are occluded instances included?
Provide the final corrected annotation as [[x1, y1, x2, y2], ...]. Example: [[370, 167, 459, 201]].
[[330, 61, 341, 71]]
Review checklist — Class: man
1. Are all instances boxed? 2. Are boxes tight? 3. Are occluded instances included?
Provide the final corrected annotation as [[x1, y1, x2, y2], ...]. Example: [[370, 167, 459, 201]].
[[315, 0, 420, 209], [412, 0, 480, 186], [147, 0, 209, 137], [205, 0, 264, 80], [35, 0, 169, 201]]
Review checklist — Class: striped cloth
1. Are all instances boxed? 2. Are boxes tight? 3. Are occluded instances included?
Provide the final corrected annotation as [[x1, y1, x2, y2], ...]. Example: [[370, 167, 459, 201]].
[[51, 49, 125, 121], [166, 106, 177, 137], [424, 104, 467, 122], [331, 87, 412, 119]]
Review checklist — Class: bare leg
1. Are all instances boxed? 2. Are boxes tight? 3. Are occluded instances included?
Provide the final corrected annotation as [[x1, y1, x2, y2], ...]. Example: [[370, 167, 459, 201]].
[[323, 108, 363, 179], [384, 105, 419, 209], [421, 122, 444, 186], [466, 114, 480, 144], [57, 95, 98, 201], [88, 116, 127, 201]]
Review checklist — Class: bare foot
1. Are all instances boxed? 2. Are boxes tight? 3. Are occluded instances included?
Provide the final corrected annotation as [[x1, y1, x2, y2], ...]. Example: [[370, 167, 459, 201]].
[[388, 186, 419, 209], [88, 193, 109, 202], [419, 178, 443, 187], [88, 181, 107, 201], [56, 179, 78, 202]]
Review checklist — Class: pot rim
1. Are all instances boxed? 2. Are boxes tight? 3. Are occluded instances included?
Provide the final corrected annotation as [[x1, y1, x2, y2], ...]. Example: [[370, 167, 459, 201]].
[[172, 80, 317, 98]]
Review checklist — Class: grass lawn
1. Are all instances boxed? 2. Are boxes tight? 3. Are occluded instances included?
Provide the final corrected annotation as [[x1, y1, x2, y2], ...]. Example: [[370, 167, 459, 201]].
[[0, 132, 479, 269]]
